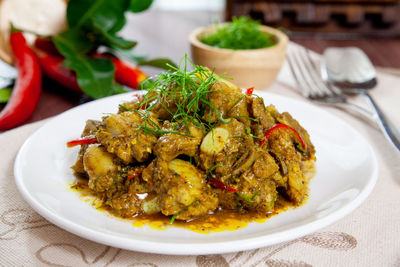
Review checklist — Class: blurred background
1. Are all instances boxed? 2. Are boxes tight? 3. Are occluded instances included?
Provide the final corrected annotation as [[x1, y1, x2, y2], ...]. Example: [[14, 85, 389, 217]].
[[145, 0, 400, 70], [1, 0, 399, 125]]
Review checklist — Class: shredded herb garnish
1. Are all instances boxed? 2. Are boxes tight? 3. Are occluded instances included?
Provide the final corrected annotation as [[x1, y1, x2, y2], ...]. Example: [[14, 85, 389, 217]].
[[169, 200, 199, 224], [237, 191, 258, 203], [137, 55, 230, 137], [119, 104, 132, 111], [207, 163, 223, 174]]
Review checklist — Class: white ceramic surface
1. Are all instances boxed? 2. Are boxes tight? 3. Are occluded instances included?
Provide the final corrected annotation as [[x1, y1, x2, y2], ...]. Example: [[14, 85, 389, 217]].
[[14, 91, 378, 255]]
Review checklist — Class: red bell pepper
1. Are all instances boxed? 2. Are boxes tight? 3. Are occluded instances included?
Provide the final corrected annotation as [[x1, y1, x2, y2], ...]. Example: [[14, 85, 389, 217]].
[[259, 123, 307, 151], [0, 31, 42, 131], [66, 135, 98, 147]]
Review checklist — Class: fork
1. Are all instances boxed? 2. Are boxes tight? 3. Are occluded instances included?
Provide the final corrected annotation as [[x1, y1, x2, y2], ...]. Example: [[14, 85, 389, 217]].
[[287, 46, 376, 123]]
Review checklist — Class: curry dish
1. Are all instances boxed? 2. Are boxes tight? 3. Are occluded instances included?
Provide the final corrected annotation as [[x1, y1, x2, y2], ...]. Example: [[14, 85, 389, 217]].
[[68, 62, 316, 230]]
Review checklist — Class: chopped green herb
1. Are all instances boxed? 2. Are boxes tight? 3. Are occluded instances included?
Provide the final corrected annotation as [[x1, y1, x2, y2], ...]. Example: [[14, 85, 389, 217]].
[[207, 163, 223, 174], [119, 104, 132, 111], [201, 17, 277, 50], [237, 191, 259, 203], [169, 200, 199, 224], [139, 55, 228, 135], [250, 192, 258, 201]]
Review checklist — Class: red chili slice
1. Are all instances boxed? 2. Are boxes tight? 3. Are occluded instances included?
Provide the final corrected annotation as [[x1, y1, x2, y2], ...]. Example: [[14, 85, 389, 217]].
[[243, 87, 254, 95], [209, 178, 238, 192], [127, 172, 141, 179], [66, 135, 98, 147], [259, 123, 307, 151], [133, 93, 148, 110]]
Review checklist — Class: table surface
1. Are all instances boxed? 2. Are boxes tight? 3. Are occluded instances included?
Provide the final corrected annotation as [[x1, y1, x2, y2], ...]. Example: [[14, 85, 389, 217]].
[[5, 9, 400, 128]]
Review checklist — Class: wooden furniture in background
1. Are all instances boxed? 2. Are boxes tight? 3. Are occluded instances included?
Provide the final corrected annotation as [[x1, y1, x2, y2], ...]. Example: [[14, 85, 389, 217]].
[[225, 0, 400, 37], [4, 9, 399, 127]]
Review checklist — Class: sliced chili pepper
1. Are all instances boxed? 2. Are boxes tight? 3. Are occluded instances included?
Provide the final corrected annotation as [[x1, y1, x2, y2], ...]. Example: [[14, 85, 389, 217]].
[[127, 172, 141, 179], [243, 87, 254, 95], [35, 49, 83, 93], [208, 178, 238, 192], [259, 123, 307, 151], [35, 49, 147, 92], [92, 53, 147, 89], [0, 31, 42, 131], [66, 135, 98, 147], [133, 93, 148, 110], [34, 37, 63, 57]]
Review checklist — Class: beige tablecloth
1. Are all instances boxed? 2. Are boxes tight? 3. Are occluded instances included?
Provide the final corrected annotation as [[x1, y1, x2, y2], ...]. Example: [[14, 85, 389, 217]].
[[1, 55, 400, 266]]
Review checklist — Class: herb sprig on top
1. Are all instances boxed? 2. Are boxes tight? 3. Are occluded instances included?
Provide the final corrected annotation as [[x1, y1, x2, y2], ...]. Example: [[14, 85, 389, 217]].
[[137, 55, 229, 135]]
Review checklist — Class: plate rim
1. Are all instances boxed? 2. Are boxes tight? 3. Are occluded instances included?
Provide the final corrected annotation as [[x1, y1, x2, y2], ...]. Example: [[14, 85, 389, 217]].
[[14, 91, 379, 255]]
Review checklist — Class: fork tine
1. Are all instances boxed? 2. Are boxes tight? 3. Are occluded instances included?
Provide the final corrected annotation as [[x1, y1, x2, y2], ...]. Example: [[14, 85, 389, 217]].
[[288, 46, 377, 122], [288, 47, 325, 99], [288, 46, 345, 102], [287, 49, 310, 98], [297, 48, 333, 98], [303, 49, 343, 96]]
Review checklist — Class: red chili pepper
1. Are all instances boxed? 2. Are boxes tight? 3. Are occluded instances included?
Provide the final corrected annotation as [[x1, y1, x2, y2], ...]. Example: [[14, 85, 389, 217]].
[[243, 87, 254, 95], [34, 37, 63, 57], [209, 178, 238, 192], [0, 31, 42, 131], [35, 49, 83, 93], [127, 172, 141, 179], [66, 135, 98, 147], [133, 93, 148, 110], [259, 123, 307, 150], [92, 53, 147, 89]]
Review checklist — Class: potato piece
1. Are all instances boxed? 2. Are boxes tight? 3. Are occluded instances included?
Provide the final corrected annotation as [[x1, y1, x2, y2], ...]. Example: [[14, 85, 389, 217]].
[[200, 127, 230, 155], [83, 146, 119, 192], [83, 146, 117, 177], [142, 196, 161, 214], [168, 159, 203, 192], [150, 158, 218, 220]]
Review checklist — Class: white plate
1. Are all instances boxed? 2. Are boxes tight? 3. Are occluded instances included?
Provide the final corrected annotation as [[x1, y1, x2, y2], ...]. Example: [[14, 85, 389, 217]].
[[14, 91, 378, 255]]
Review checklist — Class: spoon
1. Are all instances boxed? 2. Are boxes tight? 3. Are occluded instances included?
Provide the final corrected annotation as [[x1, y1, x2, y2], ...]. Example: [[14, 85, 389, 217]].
[[322, 47, 400, 152]]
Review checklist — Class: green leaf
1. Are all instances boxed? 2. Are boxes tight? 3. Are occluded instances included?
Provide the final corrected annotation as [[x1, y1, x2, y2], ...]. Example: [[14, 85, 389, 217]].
[[0, 87, 12, 103], [53, 34, 125, 99], [109, 47, 147, 64], [138, 58, 178, 71], [67, 0, 130, 31], [91, 20, 137, 49], [129, 0, 153, 13], [53, 28, 95, 54]]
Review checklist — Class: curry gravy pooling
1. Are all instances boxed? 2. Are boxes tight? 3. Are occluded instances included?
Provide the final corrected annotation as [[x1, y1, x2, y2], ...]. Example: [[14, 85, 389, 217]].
[[70, 177, 309, 233]]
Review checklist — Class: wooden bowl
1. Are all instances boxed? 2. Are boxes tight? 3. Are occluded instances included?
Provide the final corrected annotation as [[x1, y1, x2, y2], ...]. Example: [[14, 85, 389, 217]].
[[189, 24, 288, 90]]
